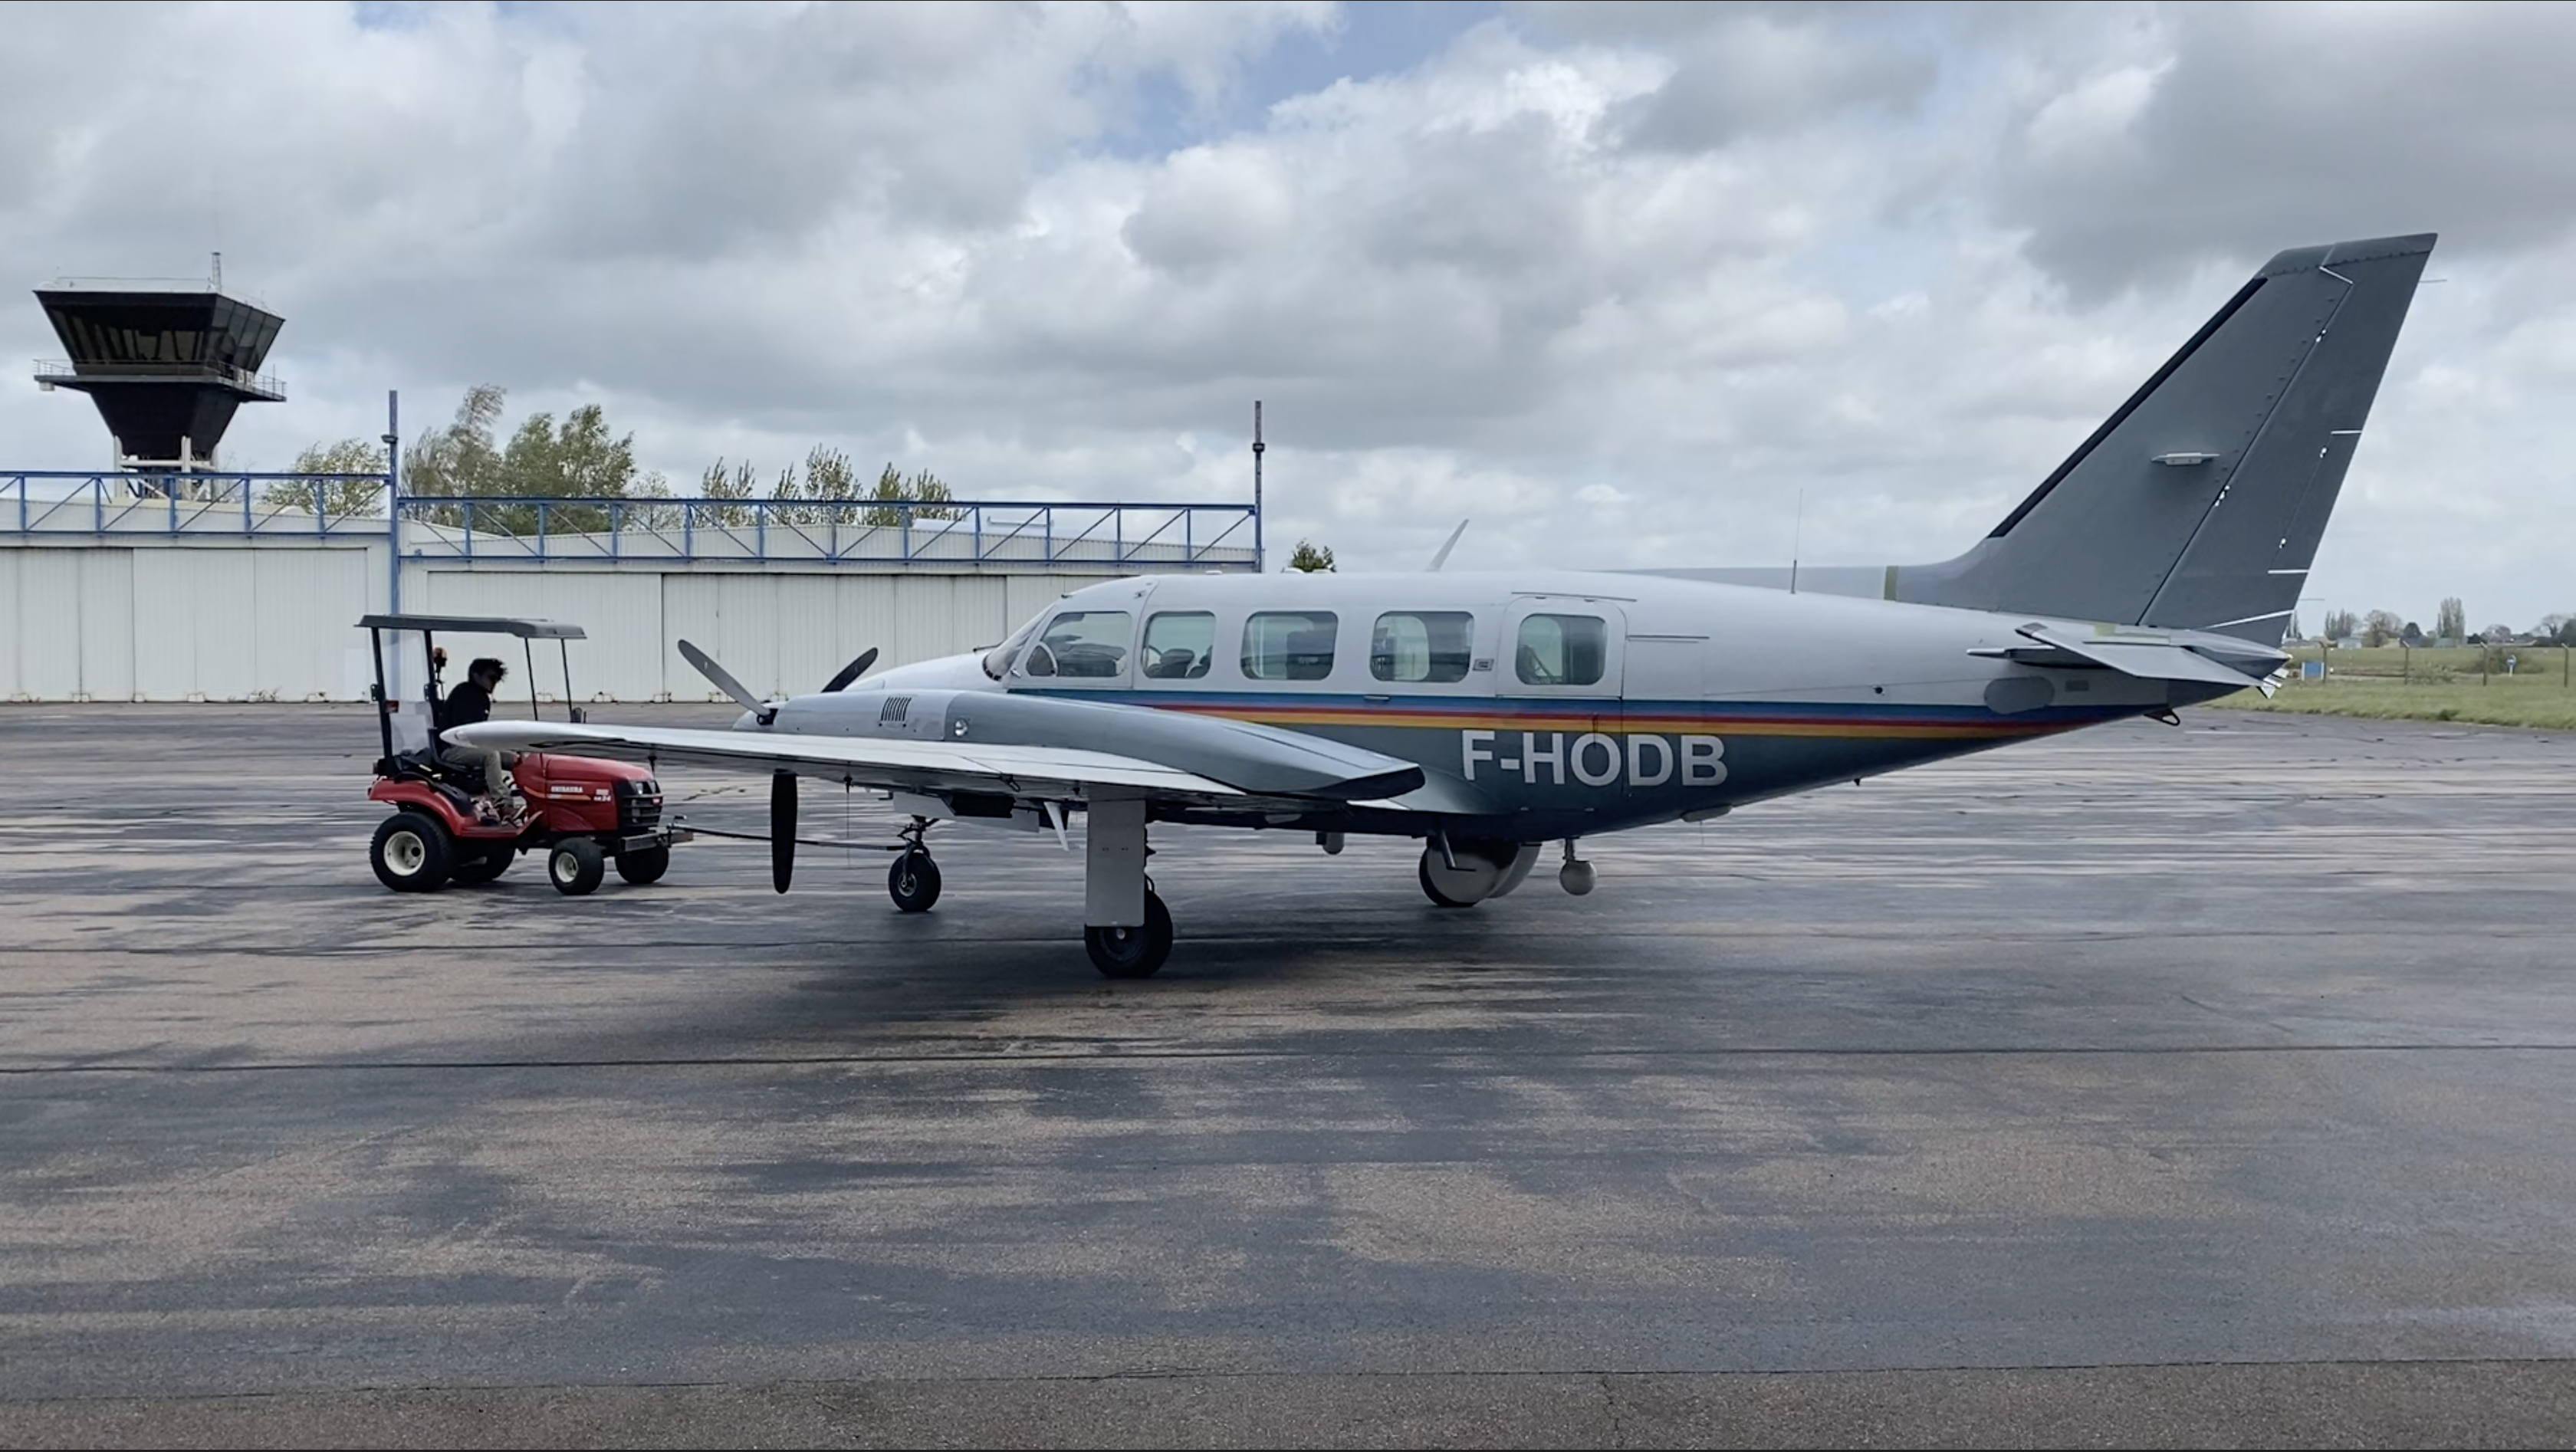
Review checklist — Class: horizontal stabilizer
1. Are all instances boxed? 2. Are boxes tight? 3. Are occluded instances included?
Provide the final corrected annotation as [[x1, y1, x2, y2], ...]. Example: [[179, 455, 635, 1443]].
[[1974, 623, 2282, 690]]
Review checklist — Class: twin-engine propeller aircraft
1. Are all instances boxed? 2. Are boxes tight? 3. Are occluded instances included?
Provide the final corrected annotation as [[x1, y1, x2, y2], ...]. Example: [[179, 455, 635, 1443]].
[[454, 234, 2435, 978]]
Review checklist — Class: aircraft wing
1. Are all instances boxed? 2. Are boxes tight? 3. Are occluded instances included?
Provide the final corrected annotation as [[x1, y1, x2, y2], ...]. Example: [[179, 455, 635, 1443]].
[[447, 689, 1427, 810], [449, 719, 1253, 803]]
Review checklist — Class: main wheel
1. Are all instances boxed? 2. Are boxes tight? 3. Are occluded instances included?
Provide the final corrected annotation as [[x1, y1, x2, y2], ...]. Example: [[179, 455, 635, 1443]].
[[615, 845, 671, 885], [1419, 840, 1513, 908], [371, 811, 454, 893], [888, 849, 941, 912], [451, 847, 513, 885], [548, 836, 606, 896], [1085, 890, 1173, 979]]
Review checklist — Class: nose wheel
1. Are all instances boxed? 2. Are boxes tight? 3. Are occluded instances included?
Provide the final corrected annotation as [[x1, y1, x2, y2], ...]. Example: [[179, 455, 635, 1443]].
[[886, 816, 941, 912], [888, 848, 942, 912]]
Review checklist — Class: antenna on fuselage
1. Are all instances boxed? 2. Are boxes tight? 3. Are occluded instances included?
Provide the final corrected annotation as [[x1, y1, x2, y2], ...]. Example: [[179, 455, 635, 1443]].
[[1427, 518, 1470, 572], [1790, 488, 1805, 594]]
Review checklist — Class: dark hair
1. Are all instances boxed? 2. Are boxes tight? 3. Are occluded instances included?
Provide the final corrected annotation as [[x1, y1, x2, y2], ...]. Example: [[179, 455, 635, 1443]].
[[469, 657, 508, 680]]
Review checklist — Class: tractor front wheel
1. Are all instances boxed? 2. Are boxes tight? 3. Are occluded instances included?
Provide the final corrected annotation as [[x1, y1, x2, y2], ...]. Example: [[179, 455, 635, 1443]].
[[548, 837, 607, 896]]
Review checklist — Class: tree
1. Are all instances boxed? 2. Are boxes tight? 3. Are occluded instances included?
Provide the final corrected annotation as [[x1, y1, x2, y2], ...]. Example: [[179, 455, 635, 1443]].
[[2436, 596, 2467, 643], [861, 461, 959, 526], [698, 458, 759, 527], [2361, 609, 2403, 648], [260, 437, 386, 517], [2535, 612, 2574, 645], [1287, 540, 1336, 573], [702, 450, 961, 527], [2321, 609, 2358, 642], [2285, 612, 2305, 642], [402, 386, 667, 535], [2400, 621, 2424, 646], [402, 384, 507, 501]]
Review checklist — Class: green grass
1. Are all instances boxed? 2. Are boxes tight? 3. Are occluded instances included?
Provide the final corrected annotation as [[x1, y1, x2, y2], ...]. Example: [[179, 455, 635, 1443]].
[[2209, 644, 2576, 730]]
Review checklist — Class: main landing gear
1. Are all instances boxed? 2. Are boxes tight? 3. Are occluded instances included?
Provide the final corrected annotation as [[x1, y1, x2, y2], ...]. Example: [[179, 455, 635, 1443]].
[[1081, 799, 1171, 978], [1417, 836, 1592, 907], [862, 809, 1171, 977]]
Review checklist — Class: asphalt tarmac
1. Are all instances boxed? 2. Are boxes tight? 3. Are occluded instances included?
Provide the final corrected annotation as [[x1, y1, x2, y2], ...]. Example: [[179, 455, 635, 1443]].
[[2, 704, 2573, 1447]]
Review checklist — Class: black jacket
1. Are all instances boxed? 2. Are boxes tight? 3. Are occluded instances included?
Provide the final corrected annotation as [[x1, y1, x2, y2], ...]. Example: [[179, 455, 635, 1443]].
[[442, 680, 494, 737]]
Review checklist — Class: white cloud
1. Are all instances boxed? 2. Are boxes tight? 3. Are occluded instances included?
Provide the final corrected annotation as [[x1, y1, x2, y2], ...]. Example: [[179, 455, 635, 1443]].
[[1, 1, 2571, 629]]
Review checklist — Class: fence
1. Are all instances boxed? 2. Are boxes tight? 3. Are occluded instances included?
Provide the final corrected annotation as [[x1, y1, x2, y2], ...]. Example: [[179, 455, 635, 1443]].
[[3, 472, 1263, 572]]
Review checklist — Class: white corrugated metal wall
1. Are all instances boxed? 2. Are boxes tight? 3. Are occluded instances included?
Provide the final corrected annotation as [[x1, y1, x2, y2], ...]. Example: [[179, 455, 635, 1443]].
[[0, 540, 1122, 701]]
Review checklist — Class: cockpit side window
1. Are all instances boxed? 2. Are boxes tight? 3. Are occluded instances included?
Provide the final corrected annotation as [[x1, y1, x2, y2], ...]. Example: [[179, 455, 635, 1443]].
[[1019, 609, 1132, 680], [1370, 611, 1474, 684], [1140, 611, 1216, 681], [1242, 610, 1339, 682], [1514, 613, 1607, 687]]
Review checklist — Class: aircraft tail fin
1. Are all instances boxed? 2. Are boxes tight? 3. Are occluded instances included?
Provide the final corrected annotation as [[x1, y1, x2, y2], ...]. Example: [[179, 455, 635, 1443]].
[[1889, 234, 2435, 642]]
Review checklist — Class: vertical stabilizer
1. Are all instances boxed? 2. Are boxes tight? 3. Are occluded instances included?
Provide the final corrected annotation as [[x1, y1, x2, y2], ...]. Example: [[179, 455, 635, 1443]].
[[1887, 234, 2434, 640]]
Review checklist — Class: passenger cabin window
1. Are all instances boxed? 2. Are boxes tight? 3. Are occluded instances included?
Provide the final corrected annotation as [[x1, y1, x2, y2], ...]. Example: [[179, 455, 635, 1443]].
[[1370, 611, 1474, 684], [1242, 610, 1339, 682], [1140, 611, 1216, 680], [1020, 610, 1132, 679], [1515, 613, 1607, 687]]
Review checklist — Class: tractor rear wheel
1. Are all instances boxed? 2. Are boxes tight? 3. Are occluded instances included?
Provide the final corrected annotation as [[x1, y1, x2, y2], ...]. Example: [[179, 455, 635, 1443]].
[[371, 811, 454, 893], [548, 837, 606, 896]]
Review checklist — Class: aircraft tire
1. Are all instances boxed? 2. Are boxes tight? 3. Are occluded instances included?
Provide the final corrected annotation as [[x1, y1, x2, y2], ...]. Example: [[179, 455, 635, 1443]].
[[371, 811, 454, 893], [1419, 839, 1513, 908], [616, 846, 671, 885], [888, 850, 941, 912], [1086, 890, 1172, 978], [548, 836, 606, 897], [451, 847, 513, 885]]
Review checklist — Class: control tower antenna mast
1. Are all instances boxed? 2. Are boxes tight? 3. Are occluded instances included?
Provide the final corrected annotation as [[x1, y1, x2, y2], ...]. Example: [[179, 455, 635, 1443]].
[[1252, 399, 1265, 573]]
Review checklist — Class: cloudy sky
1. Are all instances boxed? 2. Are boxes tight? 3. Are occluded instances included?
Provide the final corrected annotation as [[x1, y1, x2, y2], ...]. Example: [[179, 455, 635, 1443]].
[[5, 0, 2571, 632]]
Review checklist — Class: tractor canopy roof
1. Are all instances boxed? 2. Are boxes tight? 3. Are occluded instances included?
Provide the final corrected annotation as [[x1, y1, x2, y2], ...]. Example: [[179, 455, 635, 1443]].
[[356, 614, 586, 640]]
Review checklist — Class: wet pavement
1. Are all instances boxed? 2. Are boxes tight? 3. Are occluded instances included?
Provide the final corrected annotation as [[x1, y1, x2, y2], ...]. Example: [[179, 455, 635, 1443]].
[[2, 704, 2572, 1446]]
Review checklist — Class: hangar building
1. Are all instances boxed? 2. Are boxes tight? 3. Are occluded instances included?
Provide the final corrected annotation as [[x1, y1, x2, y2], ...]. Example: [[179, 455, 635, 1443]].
[[6, 281, 1260, 704]]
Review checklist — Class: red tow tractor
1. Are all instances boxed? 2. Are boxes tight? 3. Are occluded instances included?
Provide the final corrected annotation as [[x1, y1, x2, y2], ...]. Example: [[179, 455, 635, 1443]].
[[360, 614, 689, 895]]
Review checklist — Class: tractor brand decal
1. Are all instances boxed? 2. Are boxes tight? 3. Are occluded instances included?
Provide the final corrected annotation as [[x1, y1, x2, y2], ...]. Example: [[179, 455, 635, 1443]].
[[1460, 729, 1726, 787]]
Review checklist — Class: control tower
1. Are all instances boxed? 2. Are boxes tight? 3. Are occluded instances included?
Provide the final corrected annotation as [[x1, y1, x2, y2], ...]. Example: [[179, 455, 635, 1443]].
[[33, 261, 284, 494]]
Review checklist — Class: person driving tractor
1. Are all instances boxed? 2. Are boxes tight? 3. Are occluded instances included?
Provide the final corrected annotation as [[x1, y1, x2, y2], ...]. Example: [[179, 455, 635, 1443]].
[[438, 656, 525, 824]]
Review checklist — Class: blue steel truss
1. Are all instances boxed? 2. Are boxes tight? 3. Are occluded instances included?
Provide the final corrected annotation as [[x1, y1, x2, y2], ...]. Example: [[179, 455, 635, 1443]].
[[2, 472, 1262, 571]]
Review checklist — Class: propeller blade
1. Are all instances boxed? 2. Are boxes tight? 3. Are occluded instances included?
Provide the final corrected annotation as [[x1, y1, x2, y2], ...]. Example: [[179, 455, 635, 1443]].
[[823, 646, 879, 693], [770, 770, 797, 893], [680, 639, 771, 721]]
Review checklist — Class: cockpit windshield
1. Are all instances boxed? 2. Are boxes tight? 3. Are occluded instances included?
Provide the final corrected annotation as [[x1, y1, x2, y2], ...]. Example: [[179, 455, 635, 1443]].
[[981, 616, 1041, 681]]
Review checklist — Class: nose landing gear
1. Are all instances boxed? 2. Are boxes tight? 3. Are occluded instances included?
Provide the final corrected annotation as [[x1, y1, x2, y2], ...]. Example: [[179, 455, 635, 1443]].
[[886, 816, 941, 912]]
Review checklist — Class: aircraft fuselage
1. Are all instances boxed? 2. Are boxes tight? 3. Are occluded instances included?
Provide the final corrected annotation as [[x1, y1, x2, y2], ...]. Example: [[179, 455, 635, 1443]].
[[816, 569, 2224, 842]]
